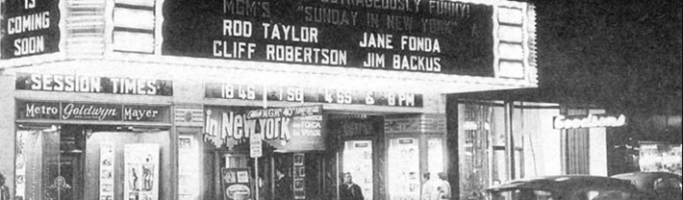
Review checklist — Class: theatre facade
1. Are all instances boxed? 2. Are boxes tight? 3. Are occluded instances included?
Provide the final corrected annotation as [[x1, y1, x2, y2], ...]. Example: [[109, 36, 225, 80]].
[[0, 0, 537, 200]]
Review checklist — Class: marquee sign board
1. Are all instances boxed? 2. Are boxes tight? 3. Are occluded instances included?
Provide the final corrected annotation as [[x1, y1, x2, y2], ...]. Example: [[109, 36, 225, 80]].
[[15, 72, 174, 96], [1, 0, 61, 58], [205, 82, 423, 107], [162, 0, 536, 78]]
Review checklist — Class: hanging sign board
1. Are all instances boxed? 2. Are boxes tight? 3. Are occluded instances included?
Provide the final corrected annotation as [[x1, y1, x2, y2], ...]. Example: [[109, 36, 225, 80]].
[[162, 0, 519, 76], [204, 105, 326, 152], [1, 0, 61, 58]]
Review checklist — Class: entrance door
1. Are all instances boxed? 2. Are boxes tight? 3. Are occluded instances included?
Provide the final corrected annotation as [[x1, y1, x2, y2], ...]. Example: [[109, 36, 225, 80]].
[[388, 137, 420, 200], [343, 140, 373, 200], [15, 125, 85, 200]]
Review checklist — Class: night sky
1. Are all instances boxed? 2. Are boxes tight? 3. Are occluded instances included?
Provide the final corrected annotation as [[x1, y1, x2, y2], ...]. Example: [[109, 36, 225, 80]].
[[529, 0, 682, 142], [531, 0, 681, 113]]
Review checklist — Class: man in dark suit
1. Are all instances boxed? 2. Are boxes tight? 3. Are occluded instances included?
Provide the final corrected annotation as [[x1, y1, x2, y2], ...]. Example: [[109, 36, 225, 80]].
[[274, 168, 292, 200], [339, 172, 364, 200]]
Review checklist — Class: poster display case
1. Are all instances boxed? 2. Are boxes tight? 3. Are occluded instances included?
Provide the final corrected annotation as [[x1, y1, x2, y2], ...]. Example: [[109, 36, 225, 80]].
[[343, 140, 373, 200], [178, 135, 200, 200], [427, 138, 445, 176], [124, 144, 160, 200], [388, 138, 420, 200], [221, 168, 252, 200]]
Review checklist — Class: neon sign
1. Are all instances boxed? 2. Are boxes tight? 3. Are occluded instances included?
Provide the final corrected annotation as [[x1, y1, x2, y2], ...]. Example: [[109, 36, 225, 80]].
[[553, 114, 626, 129]]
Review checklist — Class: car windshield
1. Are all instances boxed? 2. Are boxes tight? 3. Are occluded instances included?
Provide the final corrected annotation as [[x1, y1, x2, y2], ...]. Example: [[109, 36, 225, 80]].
[[486, 189, 638, 200]]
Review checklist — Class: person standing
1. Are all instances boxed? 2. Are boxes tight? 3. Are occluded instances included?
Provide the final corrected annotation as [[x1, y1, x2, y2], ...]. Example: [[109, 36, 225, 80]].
[[0, 173, 10, 200], [274, 168, 292, 200], [435, 172, 451, 200], [339, 172, 364, 200], [422, 172, 441, 200]]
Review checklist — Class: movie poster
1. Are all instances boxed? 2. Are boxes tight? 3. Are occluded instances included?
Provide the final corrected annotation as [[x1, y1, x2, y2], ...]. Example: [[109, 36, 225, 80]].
[[100, 143, 115, 200], [293, 153, 305, 200], [124, 144, 159, 200], [221, 168, 252, 200], [14, 130, 33, 200]]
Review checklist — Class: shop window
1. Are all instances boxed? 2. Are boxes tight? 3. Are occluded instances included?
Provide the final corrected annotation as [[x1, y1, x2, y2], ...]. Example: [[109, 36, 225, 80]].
[[458, 103, 494, 200], [15, 125, 84, 200], [15, 125, 171, 200]]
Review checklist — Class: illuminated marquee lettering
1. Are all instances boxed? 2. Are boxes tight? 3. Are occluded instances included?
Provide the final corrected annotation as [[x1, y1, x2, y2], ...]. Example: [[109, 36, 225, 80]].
[[359, 32, 394, 49], [265, 45, 347, 65], [61, 104, 119, 120], [110, 78, 158, 95], [205, 83, 423, 107], [24, 103, 59, 117], [30, 74, 102, 93], [262, 23, 319, 43], [303, 6, 358, 26], [2, 0, 59, 58], [7, 12, 50, 35], [16, 73, 172, 96], [400, 35, 440, 52], [223, 0, 271, 18], [320, 0, 421, 13], [124, 108, 159, 121]]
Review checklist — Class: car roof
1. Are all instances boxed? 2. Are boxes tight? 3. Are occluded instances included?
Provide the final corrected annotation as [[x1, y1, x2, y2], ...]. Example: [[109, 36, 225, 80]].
[[486, 175, 636, 193], [612, 171, 682, 192], [612, 171, 682, 181]]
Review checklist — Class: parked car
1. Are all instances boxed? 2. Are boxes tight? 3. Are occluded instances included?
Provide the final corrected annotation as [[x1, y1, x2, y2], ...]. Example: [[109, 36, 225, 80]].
[[612, 172, 682, 200], [484, 175, 652, 200]]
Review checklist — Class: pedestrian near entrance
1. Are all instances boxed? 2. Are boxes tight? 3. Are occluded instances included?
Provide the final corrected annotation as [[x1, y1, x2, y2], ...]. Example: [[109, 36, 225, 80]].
[[435, 172, 451, 200], [340, 172, 364, 200], [0, 173, 9, 200], [274, 168, 292, 200], [422, 172, 440, 200]]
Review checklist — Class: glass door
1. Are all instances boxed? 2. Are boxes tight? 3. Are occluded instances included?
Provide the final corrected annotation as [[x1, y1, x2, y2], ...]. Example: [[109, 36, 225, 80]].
[[343, 140, 373, 200], [388, 137, 420, 200]]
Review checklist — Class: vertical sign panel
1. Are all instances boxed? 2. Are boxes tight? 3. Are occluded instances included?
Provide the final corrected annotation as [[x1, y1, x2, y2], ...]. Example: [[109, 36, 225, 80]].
[[1, 0, 61, 58], [178, 135, 200, 200], [388, 138, 420, 200]]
